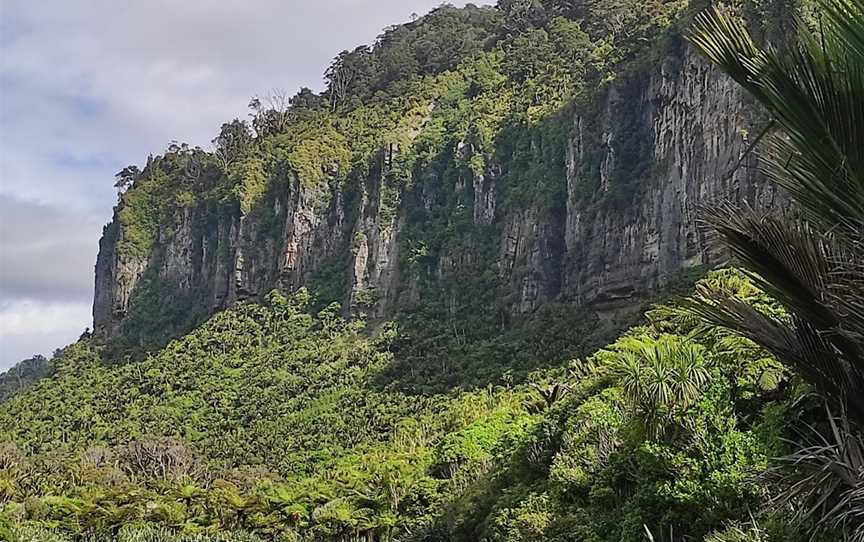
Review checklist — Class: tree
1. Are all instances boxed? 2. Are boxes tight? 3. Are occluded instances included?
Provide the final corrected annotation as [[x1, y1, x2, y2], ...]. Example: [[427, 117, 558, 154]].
[[608, 335, 710, 439], [688, 1, 864, 537], [325, 46, 375, 110], [503, 28, 554, 82], [289, 87, 322, 111], [248, 90, 293, 137], [113, 165, 140, 192], [499, 0, 548, 33], [213, 119, 253, 172], [118, 436, 198, 481], [687, 0, 864, 424]]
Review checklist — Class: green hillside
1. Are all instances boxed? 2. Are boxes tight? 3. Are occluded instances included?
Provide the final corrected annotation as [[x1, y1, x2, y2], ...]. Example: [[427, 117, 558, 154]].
[[0, 271, 816, 541], [4, 0, 864, 540]]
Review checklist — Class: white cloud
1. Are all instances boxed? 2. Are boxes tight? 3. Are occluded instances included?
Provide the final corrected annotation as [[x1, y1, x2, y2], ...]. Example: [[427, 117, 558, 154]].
[[0, 195, 102, 302], [0, 299, 92, 364], [0, 0, 471, 371], [0, 299, 91, 337]]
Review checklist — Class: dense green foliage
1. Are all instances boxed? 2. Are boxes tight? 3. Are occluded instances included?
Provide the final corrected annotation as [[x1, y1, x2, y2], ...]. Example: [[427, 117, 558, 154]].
[[0, 271, 831, 540], [5, 1, 852, 540], [0, 289, 534, 540]]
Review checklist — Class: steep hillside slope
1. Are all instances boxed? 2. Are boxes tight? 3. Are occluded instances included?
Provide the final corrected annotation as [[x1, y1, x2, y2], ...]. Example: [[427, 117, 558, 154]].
[[0, 355, 53, 403], [0, 271, 814, 541]]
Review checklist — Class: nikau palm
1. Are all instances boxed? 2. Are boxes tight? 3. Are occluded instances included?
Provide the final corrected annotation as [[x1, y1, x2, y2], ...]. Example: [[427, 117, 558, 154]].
[[611, 335, 710, 440], [687, 0, 864, 423], [688, 0, 864, 538]]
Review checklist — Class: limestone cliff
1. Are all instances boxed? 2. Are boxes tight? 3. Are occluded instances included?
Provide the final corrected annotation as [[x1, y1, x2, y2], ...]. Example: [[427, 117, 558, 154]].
[[92, 37, 776, 346]]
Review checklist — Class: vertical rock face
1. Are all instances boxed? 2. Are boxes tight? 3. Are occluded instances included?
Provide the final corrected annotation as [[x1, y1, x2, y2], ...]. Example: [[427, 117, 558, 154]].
[[93, 222, 148, 338], [93, 176, 353, 343], [499, 207, 564, 314], [348, 165, 402, 319], [92, 40, 778, 344], [561, 42, 778, 308]]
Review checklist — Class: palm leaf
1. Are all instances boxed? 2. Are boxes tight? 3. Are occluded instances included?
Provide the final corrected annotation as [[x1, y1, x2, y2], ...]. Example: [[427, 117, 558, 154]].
[[769, 406, 864, 540], [687, 2, 864, 537], [689, 6, 864, 230], [821, 0, 864, 62]]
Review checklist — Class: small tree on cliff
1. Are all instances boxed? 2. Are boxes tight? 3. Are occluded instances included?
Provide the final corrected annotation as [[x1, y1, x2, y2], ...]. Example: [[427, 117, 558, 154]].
[[213, 119, 253, 173], [113, 165, 140, 193]]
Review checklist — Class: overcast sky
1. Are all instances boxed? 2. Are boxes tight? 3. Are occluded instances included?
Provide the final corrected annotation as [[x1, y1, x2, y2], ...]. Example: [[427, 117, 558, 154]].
[[0, 0, 472, 371]]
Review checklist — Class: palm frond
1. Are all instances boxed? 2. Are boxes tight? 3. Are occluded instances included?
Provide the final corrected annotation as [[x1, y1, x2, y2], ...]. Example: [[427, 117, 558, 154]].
[[701, 205, 834, 325], [682, 290, 864, 419], [821, 0, 864, 62], [687, 7, 768, 101], [756, 44, 864, 230], [688, 2, 864, 537], [688, 203, 864, 421], [769, 406, 864, 541], [607, 335, 710, 440], [689, 5, 864, 230]]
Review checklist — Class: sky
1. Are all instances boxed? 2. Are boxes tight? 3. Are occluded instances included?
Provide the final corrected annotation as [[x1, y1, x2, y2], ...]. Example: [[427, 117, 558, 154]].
[[0, 0, 471, 371]]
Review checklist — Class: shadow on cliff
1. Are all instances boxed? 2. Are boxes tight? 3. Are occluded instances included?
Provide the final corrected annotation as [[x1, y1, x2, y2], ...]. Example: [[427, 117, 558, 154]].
[[371, 262, 710, 396], [100, 266, 213, 363], [364, 30, 741, 396], [364, 97, 602, 394], [371, 302, 627, 396]]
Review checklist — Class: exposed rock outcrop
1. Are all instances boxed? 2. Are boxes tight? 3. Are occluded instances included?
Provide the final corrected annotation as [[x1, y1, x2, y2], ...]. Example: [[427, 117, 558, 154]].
[[562, 42, 777, 308], [93, 39, 777, 345]]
